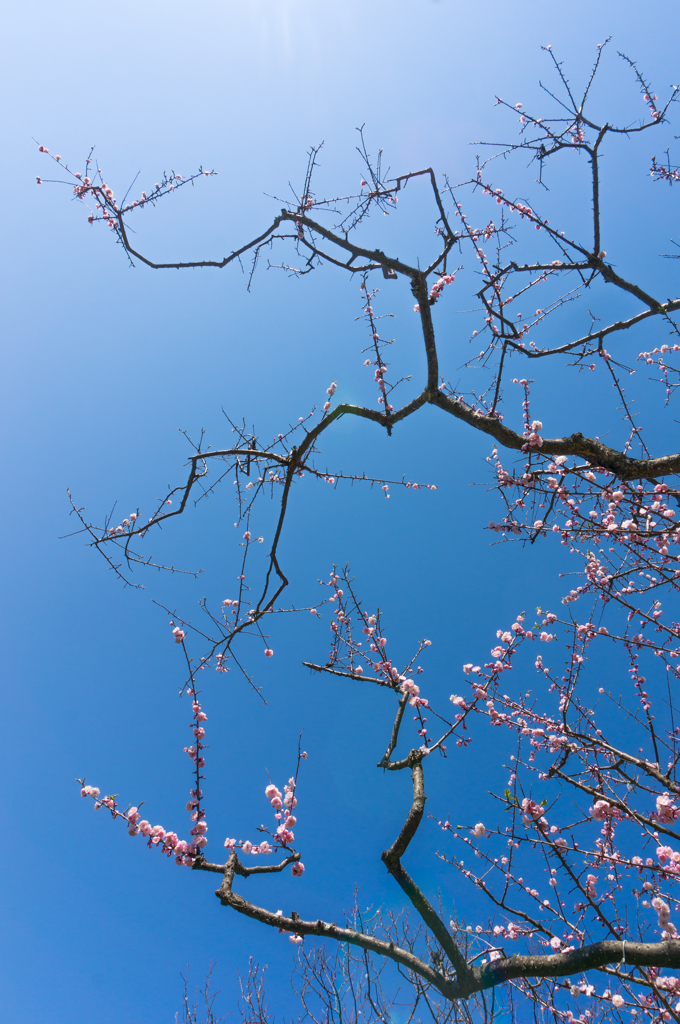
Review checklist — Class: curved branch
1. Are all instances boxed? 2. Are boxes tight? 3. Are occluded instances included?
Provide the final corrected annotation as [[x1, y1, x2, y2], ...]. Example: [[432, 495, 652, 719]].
[[430, 391, 680, 481], [381, 760, 473, 985], [214, 851, 457, 1000], [116, 213, 287, 270]]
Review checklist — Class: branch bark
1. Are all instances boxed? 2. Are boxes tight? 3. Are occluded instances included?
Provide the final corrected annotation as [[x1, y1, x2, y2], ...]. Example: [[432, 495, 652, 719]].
[[212, 851, 459, 1000], [381, 759, 473, 987]]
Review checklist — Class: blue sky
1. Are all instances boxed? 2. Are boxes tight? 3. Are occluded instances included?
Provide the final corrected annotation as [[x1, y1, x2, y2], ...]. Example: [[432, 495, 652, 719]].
[[2, 2, 680, 1021]]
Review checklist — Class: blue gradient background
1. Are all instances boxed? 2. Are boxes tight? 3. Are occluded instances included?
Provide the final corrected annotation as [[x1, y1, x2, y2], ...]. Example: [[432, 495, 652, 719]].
[[2, 2, 679, 1020]]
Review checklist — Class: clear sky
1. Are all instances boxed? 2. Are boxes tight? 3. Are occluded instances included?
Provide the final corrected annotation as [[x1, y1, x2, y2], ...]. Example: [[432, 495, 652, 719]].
[[2, 2, 680, 1021]]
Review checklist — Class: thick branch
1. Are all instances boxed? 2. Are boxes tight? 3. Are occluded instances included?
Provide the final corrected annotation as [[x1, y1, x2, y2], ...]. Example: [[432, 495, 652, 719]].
[[213, 847, 680, 1002], [466, 940, 680, 996], [383, 759, 426, 862], [280, 210, 422, 280], [381, 760, 472, 984], [379, 695, 409, 767], [431, 391, 680, 481], [214, 851, 457, 999], [194, 852, 299, 876]]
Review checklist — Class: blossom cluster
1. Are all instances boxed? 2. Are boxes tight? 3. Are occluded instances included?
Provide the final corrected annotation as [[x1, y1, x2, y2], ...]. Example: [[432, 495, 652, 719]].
[[77, 686, 211, 866], [651, 156, 680, 184], [323, 380, 337, 413], [432, 584, 680, 1019], [224, 777, 304, 877], [79, 781, 200, 866], [413, 272, 456, 313], [106, 511, 140, 536]]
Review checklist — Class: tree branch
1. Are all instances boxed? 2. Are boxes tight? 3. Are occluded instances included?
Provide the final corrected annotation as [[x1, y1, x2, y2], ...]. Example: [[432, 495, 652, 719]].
[[381, 760, 473, 986], [214, 851, 458, 1000]]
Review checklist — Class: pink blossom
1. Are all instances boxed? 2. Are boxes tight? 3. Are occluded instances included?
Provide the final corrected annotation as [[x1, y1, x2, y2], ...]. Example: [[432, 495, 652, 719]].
[[590, 799, 620, 821], [400, 679, 420, 698], [291, 862, 305, 877], [655, 793, 680, 823], [521, 798, 543, 823]]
